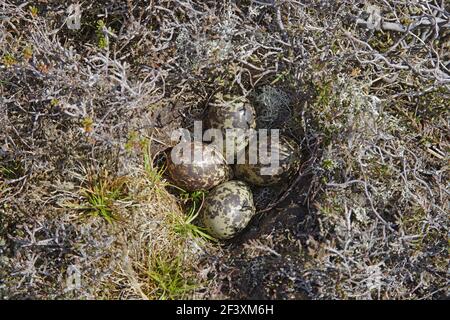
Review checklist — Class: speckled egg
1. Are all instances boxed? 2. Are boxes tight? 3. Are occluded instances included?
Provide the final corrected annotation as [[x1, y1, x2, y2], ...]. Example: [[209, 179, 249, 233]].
[[167, 141, 231, 191], [235, 135, 301, 186], [201, 180, 256, 240], [205, 93, 256, 158]]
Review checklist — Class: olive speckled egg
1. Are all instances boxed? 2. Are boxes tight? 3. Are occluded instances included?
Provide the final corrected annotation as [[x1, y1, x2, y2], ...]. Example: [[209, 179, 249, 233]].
[[206, 93, 256, 158], [167, 141, 231, 191], [201, 180, 256, 240], [235, 135, 301, 186]]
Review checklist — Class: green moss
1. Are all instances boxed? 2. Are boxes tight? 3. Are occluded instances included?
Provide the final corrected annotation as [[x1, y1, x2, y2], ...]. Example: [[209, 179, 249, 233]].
[[81, 117, 94, 133], [96, 20, 109, 49], [1, 54, 16, 67], [22, 46, 33, 61], [367, 157, 393, 180], [398, 206, 445, 252], [322, 159, 336, 171], [415, 87, 449, 122], [368, 31, 395, 53], [317, 195, 345, 218], [50, 98, 60, 107]]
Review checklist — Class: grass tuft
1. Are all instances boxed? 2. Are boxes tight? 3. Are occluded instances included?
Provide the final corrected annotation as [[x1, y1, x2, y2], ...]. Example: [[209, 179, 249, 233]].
[[148, 254, 198, 300], [77, 171, 129, 223], [174, 191, 217, 242]]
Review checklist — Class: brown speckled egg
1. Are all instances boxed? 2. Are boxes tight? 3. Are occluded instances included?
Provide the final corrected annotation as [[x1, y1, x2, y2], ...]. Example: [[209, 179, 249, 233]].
[[235, 135, 301, 186], [201, 180, 256, 240], [167, 141, 231, 191], [206, 93, 256, 158]]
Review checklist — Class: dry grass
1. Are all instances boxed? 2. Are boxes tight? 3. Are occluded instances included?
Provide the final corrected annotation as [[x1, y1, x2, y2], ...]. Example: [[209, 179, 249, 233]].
[[0, 137, 218, 299]]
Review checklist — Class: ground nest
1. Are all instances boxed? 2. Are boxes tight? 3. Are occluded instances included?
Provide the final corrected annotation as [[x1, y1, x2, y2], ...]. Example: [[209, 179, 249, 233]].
[[175, 86, 318, 299]]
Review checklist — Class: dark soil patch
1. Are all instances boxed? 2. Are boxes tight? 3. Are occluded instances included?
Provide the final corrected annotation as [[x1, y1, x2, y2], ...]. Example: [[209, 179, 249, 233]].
[[217, 173, 319, 299]]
